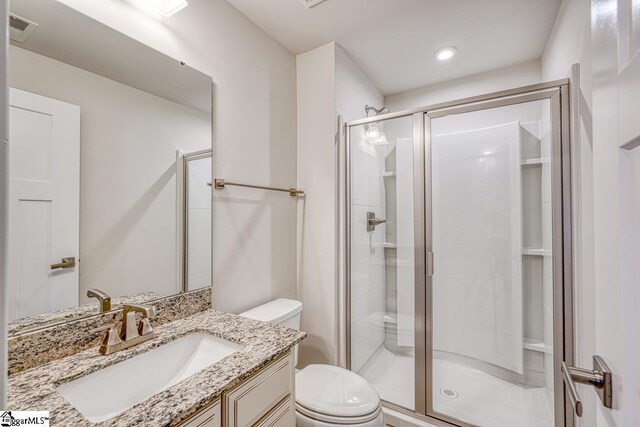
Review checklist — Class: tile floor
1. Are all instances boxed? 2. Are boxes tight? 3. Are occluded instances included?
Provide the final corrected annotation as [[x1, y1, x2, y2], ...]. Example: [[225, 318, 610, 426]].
[[360, 347, 554, 427]]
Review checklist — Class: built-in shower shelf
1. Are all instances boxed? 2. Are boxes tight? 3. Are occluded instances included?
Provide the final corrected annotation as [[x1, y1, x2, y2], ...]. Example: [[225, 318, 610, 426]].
[[520, 158, 550, 166], [523, 339, 553, 354], [382, 171, 396, 177], [385, 257, 410, 266], [522, 248, 552, 256], [383, 242, 397, 249]]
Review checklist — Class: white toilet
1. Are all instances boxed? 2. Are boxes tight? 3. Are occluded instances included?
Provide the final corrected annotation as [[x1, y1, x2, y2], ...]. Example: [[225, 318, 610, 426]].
[[240, 299, 385, 427]]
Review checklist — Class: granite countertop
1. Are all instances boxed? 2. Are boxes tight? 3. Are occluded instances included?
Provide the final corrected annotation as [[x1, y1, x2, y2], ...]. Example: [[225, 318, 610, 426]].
[[7, 309, 306, 426]]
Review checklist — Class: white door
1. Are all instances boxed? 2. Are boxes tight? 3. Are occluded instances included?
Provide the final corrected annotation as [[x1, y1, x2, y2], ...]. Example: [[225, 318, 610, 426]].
[[8, 88, 80, 320], [589, 0, 640, 425]]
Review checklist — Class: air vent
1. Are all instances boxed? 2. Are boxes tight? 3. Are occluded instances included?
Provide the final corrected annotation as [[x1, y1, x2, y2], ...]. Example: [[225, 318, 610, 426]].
[[299, 0, 327, 8], [9, 14, 38, 43]]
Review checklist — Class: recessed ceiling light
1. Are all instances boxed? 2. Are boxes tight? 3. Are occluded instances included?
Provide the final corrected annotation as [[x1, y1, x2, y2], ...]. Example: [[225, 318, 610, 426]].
[[435, 46, 457, 61], [144, 0, 188, 17]]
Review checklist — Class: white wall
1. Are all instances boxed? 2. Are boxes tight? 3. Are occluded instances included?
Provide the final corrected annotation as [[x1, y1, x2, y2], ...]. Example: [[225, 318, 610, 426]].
[[297, 42, 383, 367], [9, 46, 210, 303], [335, 46, 384, 123], [296, 42, 337, 366], [0, 1, 8, 408], [384, 60, 542, 112], [54, 0, 298, 314]]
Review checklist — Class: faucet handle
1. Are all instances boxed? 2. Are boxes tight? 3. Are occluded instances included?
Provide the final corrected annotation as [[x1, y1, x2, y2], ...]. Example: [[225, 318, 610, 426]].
[[139, 318, 154, 336], [98, 326, 123, 355], [121, 303, 156, 341]]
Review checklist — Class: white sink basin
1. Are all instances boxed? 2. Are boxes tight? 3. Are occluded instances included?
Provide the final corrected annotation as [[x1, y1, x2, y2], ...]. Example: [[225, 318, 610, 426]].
[[57, 333, 242, 423]]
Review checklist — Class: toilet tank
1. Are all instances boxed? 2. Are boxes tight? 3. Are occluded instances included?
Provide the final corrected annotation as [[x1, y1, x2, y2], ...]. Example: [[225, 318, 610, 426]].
[[239, 299, 302, 329], [239, 299, 303, 365]]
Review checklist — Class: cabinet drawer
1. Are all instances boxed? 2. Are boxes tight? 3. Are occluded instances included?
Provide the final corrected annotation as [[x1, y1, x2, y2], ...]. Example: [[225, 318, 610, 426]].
[[223, 352, 293, 427], [255, 396, 294, 427], [178, 399, 221, 427]]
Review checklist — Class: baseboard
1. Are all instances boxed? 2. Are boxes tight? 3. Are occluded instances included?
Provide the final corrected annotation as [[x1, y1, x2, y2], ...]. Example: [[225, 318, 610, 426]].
[[383, 406, 439, 427]]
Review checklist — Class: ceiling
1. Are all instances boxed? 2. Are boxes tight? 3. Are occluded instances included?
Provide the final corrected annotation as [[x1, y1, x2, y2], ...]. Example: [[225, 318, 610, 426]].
[[10, 0, 212, 112], [225, 0, 563, 95]]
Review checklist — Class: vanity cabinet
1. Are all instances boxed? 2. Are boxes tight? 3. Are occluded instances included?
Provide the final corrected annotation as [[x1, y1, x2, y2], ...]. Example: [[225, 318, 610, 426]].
[[253, 396, 294, 427], [179, 400, 221, 427], [179, 351, 295, 427]]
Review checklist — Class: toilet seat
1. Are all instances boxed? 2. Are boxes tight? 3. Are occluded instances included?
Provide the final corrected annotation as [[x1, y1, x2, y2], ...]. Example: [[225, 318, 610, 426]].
[[296, 402, 383, 424], [295, 364, 382, 424]]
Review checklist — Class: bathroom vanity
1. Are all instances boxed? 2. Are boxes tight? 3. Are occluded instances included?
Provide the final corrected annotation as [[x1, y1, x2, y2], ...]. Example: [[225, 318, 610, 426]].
[[179, 352, 295, 427], [6, 306, 304, 426]]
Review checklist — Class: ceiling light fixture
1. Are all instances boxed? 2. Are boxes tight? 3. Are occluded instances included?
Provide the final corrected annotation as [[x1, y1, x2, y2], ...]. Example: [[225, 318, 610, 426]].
[[144, 0, 188, 17], [435, 46, 457, 61]]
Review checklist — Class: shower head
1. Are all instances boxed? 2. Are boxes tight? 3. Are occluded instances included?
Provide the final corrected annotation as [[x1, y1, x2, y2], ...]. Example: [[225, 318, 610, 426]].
[[363, 105, 390, 145], [365, 105, 389, 117]]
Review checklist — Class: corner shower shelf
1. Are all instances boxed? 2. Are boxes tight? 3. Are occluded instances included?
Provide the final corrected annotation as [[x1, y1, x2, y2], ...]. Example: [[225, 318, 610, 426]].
[[522, 248, 552, 256], [520, 158, 551, 166], [523, 338, 553, 354], [382, 171, 396, 177], [383, 242, 397, 249], [385, 257, 410, 266]]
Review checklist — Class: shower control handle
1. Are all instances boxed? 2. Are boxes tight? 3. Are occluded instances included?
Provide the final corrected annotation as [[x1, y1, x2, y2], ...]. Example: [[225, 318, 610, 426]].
[[367, 212, 386, 232]]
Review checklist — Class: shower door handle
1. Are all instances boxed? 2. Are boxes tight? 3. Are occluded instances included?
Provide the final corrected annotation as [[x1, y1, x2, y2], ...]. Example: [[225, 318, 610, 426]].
[[561, 355, 612, 417], [366, 212, 386, 232]]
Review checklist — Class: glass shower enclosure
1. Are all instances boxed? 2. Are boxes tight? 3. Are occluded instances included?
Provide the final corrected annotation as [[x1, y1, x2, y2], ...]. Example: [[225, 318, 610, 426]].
[[345, 81, 573, 427]]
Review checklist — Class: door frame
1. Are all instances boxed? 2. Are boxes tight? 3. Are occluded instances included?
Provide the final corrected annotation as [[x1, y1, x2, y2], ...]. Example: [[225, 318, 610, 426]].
[[344, 79, 574, 427], [180, 148, 213, 293]]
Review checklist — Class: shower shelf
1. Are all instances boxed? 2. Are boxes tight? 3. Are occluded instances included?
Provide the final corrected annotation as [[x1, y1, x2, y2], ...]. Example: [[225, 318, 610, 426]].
[[382, 171, 396, 177], [383, 242, 397, 249], [385, 257, 410, 266], [520, 158, 551, 166], [523, 338, 553, 354], [522, 248, 552, 256]]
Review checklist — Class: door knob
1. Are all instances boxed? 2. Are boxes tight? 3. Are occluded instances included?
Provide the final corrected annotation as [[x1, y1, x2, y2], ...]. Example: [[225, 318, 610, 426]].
[[51, 257, 76, 270], [561, 355, 613, 417], [367, 211, 386, 232]]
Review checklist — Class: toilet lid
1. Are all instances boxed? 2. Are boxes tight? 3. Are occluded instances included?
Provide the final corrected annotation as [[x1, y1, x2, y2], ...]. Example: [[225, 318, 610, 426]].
[[295, 365, 380, 418]]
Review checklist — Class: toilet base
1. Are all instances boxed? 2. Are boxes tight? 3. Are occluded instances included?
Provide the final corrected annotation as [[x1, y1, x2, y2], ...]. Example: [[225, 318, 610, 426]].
[[295, 407, 385, 427]]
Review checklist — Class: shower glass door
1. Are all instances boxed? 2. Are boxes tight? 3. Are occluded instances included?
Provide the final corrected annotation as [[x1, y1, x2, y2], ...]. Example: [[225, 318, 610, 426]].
[[425, 88, 569, 427], [346, 81, 572, 427], [347, 114, 423, 411]]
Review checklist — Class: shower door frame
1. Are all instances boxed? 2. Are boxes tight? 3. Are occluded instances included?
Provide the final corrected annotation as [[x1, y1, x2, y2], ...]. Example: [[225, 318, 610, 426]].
[[344, 79, 574, 427]]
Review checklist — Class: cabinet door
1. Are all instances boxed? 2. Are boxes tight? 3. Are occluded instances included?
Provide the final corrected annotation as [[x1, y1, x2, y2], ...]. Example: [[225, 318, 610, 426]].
[[178, 399, 221, 427], [255, 396, 294, 427], [223, 352, 293, 427]]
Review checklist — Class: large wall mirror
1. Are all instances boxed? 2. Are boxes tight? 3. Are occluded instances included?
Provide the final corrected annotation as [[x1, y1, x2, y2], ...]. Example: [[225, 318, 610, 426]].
[[7, 0, 213, 334]]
